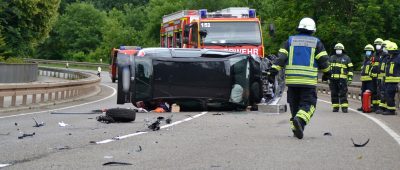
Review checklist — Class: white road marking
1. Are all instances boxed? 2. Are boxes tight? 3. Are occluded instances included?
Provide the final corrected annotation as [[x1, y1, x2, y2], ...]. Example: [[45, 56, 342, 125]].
[[318, 99, 400, 146], [0, 84, 116, 119], [96, 112, 208, 144], [0, 164, 11, 168]]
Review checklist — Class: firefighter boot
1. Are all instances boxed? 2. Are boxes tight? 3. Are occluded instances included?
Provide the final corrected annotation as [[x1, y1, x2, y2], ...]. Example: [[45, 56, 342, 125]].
[[375, 109, 384, 114], [342, 107, 348, 113], [292, 116, 304, 139], [382, 111, 396, 115], [332, 108, 339, 112]]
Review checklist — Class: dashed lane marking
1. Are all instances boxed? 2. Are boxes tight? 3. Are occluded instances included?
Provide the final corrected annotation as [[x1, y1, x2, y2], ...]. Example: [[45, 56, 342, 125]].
[[0, 84, 116, 119], [318, 99, 400, 146], [96, 111, 208, 144], [0, 164, 11, 168]]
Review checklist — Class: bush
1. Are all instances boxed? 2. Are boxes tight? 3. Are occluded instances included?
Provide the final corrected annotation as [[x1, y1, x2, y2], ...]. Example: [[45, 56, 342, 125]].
[[5, 57, 24, 64], [0, 56, 5, 62]]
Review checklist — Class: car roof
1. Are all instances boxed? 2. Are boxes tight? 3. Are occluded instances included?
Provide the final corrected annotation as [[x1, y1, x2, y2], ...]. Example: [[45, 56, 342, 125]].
[[139, 48, 241, 58]]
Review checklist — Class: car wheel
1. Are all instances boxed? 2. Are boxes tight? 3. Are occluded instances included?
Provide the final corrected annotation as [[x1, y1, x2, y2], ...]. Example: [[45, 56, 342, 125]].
[[106, 108, 136, 122]]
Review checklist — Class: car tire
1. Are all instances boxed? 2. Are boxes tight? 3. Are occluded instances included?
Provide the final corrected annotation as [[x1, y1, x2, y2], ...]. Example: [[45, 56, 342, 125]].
[[106, 108, 136, 122], [250, 82, 261, 104]]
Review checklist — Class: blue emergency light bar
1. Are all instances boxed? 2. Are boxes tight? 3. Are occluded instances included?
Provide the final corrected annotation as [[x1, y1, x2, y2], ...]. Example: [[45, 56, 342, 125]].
[[119, 46, 142, 50], [200, 9, 207, 18], [249, 9, 256, 18]]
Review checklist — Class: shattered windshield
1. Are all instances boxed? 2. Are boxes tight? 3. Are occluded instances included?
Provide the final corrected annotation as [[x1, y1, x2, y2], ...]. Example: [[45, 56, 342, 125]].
[[200, 21, 262, 45]]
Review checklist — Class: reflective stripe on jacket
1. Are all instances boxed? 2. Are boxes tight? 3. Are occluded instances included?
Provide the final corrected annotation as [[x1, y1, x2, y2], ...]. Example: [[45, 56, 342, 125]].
[[384, 52, 400, 83], [360, 59, 372, 81], [329, 54, 353, 80]]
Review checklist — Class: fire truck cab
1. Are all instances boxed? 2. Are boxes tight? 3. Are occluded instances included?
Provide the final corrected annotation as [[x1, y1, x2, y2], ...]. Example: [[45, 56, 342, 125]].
[[109, 46, 141, 83], [161, 7, 264, 58]]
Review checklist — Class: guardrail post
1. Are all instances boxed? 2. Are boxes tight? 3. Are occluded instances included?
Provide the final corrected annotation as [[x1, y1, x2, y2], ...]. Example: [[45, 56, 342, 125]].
[[41, 93, 45, 102], [32, 94, 36, 104], [55, 91, 59, 100], [22, 95, 27, 105], [0, 96, 4, 108], [11, 95, 16, 106], [61, 91, 65, 99], [48, 92, 52, 101]]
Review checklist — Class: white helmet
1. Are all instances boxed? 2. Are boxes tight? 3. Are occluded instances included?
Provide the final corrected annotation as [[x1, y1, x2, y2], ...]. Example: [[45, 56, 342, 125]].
[[298, 17, 316, 32]]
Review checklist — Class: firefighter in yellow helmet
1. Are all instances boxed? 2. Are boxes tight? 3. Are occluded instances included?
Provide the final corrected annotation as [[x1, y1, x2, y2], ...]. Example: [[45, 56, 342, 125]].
[[328, 43, 353, 113], [376, 40, 392, 114], [358, 44, 375, 112], [369, 38, 384, 111], [269, 17, 330, 139], [379, 42, 399, 115]]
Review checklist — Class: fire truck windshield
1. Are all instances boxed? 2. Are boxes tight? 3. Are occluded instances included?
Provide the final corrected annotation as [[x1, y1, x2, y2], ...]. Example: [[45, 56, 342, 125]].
[[200, 21, 261, 45]]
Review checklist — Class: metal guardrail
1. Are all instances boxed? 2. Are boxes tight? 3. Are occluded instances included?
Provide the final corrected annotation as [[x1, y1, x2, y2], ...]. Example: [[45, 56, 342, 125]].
[[0, 63, 38, 83], [24, 58, 108, 67], [0, 67, 100, 110], [316, 82, 400, 109]]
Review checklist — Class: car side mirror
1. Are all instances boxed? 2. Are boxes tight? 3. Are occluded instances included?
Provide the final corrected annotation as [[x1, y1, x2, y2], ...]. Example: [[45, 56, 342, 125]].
[[268, 23, 275, 37]]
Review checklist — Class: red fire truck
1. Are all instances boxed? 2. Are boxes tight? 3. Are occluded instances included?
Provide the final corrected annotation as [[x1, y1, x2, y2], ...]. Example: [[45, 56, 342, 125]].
[[109, 46, 141, 83], [160, 7, 265, 57]]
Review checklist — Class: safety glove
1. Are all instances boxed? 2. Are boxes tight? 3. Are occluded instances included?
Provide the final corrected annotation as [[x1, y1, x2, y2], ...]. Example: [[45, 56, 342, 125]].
[[267, 68, 278, 83], [347, 77, 352, 85]]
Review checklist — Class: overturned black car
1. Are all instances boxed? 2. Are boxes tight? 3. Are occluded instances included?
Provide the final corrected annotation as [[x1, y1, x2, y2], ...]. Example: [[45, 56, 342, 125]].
[[117, 48, 284, 111]]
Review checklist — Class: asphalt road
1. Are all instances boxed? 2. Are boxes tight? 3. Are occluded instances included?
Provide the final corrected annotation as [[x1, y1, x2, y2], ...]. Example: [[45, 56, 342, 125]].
[[1, 71, 400, 169]]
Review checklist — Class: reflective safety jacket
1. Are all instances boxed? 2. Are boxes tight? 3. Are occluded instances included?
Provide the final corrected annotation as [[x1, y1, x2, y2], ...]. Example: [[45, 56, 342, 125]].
[[360, 58, 372, 82], [369, 55, 380, 78], [378, 54, 390, 80], [384, 51, 400, 83], [272, 34, 330, 87], [329, 54, 353, 80]]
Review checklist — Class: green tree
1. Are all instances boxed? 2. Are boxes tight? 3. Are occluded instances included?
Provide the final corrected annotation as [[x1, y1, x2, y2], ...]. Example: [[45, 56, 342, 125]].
[[0, 0, 60, 57], [43, 2, 106, 61]]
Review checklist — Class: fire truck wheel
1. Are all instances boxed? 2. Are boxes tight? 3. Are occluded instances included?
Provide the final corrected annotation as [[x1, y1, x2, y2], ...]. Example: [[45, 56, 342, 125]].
[[106, 108, 136, 122]]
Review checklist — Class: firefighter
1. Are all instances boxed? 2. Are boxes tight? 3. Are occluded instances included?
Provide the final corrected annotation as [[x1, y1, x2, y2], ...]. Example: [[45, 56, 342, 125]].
[[329, 43, 353, 113], [269, 17, 330, 139], [381, 42, 399, 115], [358, 44, 374, 111], [373, 38, 385, 113], [369, 39, 383, 111], [376, 40, 391, 114]]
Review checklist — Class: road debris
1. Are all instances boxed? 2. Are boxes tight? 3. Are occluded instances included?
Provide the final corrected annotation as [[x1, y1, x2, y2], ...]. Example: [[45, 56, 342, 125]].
[[148, 120, 161, 131], [32, 118, 45, 127], [323, 132, 332, 136], [165, 115, 173, 124], [135, 108, 148, 113], [58, 121, 69, 127], [212, 112, 224, 115], [104, 156, 113, 159], [14, 122, 18, 126], [18, 132, 35, 139], [102, 162, 132, 166], [55, 146, 71, 150], [136, 145, 142, 152], [89, 141, 96, 144], [171, 103, 180, 112], [51, 112, 102, 114], [351, 138, 370, 147], [0, 132, 10, 136]]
